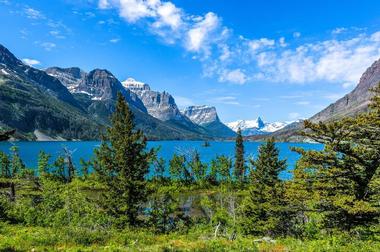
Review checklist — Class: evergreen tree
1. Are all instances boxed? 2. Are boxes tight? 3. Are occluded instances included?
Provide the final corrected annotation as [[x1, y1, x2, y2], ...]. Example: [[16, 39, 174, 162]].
[[234, 128, 245, 181], [94, 93, 155, 227], [241, 138, 288, 236], [189, 151, 206, 182], [209, 155, 232, 184], [38, 151, 50, 178], [153, 157, 166, 181], [292, 83, 380, 231], [169, 154, 186, 181]]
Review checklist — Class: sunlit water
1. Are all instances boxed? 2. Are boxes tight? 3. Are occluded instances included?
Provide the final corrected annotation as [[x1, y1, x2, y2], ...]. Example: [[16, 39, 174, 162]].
[[0, 141, 323, 179]]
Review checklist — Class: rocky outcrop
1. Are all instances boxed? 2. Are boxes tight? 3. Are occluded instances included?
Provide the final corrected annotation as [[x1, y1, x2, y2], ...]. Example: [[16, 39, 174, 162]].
[[0, 44, 79, 108], [46, 67, 86, 92], [182, 105, 236, 137], [122, 78, 185, 121]]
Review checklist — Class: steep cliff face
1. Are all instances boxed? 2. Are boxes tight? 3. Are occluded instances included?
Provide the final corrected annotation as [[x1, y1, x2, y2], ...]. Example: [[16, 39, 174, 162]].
[[46, 67, 87, 92], [0, 44, 79, 108], [122, 78, 185, 121], [182, 105, 236, 138], [0, 44, 100, 140], [182, 106, 219, 125], [311, 59, 380, 122]]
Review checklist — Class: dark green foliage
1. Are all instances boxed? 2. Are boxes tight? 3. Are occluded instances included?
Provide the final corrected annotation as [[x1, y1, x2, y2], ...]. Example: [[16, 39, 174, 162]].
[[241, 138, 288, 236], [234, 128, 245, 181], [169, 154, 192, 183], [93, 93, 154, 227], [149, 189, 177, 234], [292, 83, 380, 232], [208, 155, 232, 184], [0, 84, 379, 249], [189, 151, 207, 181], [152, 157, 166, 181], [0, 75, 101, 140]]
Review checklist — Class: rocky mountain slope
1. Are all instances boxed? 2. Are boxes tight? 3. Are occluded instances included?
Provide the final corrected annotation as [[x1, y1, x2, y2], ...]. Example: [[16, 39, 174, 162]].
[[227, 117, 289, 136], [0, 44, 100, 140], [310, 59, 380, 122], [182, 106, 236, 138], [122, 78, 195, 124], [0, 44, 217, 140], [44, 66, 213, 140], [255, 58, 380, 142]]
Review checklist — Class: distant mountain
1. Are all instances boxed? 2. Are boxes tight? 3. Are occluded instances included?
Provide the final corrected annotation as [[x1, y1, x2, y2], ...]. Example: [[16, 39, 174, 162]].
[[226, 117, 289, 136], [0, 44, 218, 140], [255, 58, 380, 142], [45, 66, 211, 140], [182, 106, 236, 138], [122, 78, 222, 137], [122, 78, 189, 122]]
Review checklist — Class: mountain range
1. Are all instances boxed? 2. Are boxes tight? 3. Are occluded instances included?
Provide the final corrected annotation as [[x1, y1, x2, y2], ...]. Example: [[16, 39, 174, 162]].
[[226, 117, 289, 136], [0, 44, 234, 140], [1, 42, 378, 141]]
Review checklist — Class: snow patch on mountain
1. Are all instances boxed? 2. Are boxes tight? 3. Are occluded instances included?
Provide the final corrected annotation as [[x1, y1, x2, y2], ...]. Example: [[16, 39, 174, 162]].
[[226, 117, 290, 136], [181, 105, 219, 125], [122, 78, 151, 91]]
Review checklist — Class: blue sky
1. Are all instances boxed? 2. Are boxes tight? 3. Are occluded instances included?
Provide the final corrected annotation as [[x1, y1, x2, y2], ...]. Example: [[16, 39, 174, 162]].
[[1, 0, 380, 123]]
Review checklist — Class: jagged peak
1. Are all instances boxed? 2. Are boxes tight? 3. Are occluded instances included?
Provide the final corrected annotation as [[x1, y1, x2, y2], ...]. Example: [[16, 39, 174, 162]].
[[122, 77, 151, 91]]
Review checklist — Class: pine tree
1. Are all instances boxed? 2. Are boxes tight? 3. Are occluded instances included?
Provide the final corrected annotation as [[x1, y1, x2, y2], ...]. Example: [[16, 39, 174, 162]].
[[189, 151, 206, 182], [234, 128, 245, 181], [169, 154, 186, 182], [241, 137, 288, 236], [292, 83, 380, 231], [94, 93, 155, 227]]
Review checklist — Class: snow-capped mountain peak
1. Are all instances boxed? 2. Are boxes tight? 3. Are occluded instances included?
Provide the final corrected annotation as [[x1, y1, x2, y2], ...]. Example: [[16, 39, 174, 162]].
[[226, 117, 289, 136], [122, 77, 151, 92]]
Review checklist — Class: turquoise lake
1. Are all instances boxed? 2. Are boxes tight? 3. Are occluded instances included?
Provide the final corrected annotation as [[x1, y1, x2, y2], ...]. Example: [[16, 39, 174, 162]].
[[0, 141, 323, 179]]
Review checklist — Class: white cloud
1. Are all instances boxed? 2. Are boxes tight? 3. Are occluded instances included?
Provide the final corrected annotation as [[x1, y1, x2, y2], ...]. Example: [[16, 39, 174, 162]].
[[219, 69, 247, 84], [40, 42, 56, 51], [98, 0, 109, 9], [98, 1, 380, 87], [185, 12, 220, 53], [22, 58, 40, 66], [49, 30, 66, 39], [332, 27, 348, 35], [248, 38, 275, 53], [279, 37, 287, 47], [211, 96, 240, 105], [295, 101, 310, 106], [289, 112, 301, 120], [24, 7, 44, 20], [109, 38, 120, 43], [154, 2, 182, 30], [293, 32, 301, 38], [174, 96, 194, 108], [251, 32, 380, 85]]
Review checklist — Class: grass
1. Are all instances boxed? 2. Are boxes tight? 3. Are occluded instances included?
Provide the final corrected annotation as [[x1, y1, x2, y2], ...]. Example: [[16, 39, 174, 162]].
[[1, 223, 380, 251]]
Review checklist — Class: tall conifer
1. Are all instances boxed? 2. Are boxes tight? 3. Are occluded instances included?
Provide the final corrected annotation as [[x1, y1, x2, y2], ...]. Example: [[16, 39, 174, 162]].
[[94, 93, 154, 227]]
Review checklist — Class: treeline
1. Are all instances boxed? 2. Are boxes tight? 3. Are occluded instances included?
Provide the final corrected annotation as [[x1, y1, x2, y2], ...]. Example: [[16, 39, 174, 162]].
[[0, 86, 379, 243]]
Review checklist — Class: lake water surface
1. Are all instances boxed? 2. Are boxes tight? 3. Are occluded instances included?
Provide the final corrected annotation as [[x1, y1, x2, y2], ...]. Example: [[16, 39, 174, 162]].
[[0, 141, 323, 179]]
